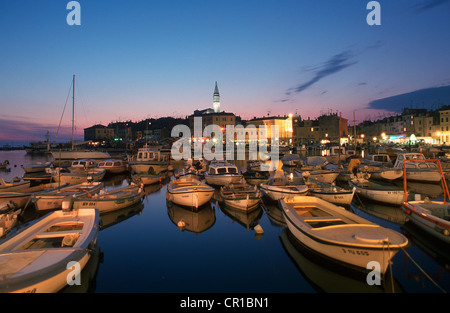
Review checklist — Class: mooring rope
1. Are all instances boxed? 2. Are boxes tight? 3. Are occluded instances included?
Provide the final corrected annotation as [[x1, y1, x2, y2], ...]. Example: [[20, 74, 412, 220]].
[[401, 246, 447, 293]]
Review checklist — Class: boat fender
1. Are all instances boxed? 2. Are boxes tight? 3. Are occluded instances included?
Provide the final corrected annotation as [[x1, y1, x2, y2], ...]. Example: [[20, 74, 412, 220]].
[[254, 224, 264, 234]]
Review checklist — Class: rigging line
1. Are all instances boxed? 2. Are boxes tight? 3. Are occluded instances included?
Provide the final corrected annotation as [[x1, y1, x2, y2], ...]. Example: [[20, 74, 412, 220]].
[[400, 246, 447, 293], [54, 79, 73, 142]]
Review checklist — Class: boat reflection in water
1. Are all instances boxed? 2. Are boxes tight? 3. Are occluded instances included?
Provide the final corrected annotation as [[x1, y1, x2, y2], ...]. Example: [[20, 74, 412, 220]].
[[99, 202, 145, 231], [351, 201, 408, 225], [260, 196, 286, 227], [218, 200, 264, 239], [279, 229, 403, 293], [167, 201, 216, 234]]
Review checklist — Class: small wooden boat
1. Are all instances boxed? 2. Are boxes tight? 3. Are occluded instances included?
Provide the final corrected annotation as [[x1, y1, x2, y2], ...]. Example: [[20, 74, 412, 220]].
[[242, 170, 270, 186], [349, 178, 405, 206], [0, 201, 22, 239], [32, 182, 103, 212], [48, 167, 106, 185], [70, 184, 144, 213], [22, 161, 52, 174], [97, 159, 128, 174], [401, 158, 450, 244], [260, 171, 308, 201], [305, 177, 355, 206], [132, 170, 165, 185], [0, 182, 69, 209], [280, 196, 409, 274], [0, 208, 99, 293], [220, 183, 261, 211], [295, 169, 339, 184], [361, 165, 403, 181], [0, 177, 30, 192], [204, 161, 242, 186], [166, 178, 214, 209]]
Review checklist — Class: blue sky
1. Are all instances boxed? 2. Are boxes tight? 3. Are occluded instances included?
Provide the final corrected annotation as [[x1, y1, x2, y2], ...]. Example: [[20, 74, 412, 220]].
[[1, 0, 450, 144]]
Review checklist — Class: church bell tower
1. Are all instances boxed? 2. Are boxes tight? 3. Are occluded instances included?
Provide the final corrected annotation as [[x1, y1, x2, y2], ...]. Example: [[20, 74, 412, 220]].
[[213, 81, 220, 113]]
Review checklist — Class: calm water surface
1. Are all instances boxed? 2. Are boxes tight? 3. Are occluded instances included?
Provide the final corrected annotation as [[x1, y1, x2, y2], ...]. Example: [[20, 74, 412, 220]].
[[1, 150, 449, 294]]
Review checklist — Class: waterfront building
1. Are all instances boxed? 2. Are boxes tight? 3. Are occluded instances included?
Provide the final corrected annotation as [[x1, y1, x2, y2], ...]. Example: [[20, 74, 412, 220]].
[[294, 113, 348, 146], [84, 124, 115, 142]]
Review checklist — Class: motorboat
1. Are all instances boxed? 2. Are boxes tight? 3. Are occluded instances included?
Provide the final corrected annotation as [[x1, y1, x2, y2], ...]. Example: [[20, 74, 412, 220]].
[[393, 153, 441, 183], [401, 158, 450, 244], [32, 182, 103, 212], [97, 159, 128, 175], [21, 161, 52, 174], [361, 154, 393, 167], [0, 177, 30, 192], [128, 145, 170, 174], [69, 184, 144, 213], [220, 183, 261, 211], [260, 171, 308, 201], [0, 208, 99, 293], [305, 177, 355, 206], [166, 178, 214, 209], [174, 168, 202, 180], [204, 161, 242, 186], [280, 196, 409, 274], [349, 178, 405, 206], [68, 159, 98, 173]]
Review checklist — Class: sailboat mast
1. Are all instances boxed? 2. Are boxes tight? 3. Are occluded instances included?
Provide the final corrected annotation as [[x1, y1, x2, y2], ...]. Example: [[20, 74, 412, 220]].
[[72, 74, 75, 151]]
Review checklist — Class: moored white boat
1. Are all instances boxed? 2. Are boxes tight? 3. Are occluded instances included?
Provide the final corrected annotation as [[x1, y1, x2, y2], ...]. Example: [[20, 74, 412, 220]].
[[0, 208, 99, 293], [70, 184, 144, 213], [128, 145, 170, 173], [280, 196, 409, 274], [204, 161, 242, 186], [305, 177, 355, 206], [69, 159, 98, 173], [362, 165, 403, 181], [295, 168, 339, 184], [349, 178, 405, 206], [260, 171, 308, 201], [393, 153, 441, 183], [220, 183, 261, 211], [48, 167, 106, 185], [166, 178, 214, 209], [32, 182, 103, 212]]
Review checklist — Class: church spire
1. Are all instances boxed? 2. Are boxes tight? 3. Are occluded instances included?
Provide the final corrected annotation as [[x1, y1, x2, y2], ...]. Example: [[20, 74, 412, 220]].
[[213, 81, 220, 113]]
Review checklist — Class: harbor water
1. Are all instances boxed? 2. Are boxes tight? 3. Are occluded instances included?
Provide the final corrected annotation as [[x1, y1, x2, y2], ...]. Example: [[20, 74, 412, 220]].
[[0, 150, 449, 294]]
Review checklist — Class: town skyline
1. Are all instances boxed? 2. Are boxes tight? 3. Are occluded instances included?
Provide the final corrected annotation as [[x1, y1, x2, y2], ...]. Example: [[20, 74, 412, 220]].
[[1, 1, 449, 145]]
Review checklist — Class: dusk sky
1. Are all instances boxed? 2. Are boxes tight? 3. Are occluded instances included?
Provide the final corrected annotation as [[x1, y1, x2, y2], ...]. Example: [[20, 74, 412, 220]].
[[1, 0, 450, 145]]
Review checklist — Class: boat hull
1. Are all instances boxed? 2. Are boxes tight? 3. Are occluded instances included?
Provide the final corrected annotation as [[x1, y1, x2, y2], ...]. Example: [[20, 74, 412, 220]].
[[51, 151, 110, 160], [309, 189, 355, 206], [129, 163, 168, 174], [167, 190, 214, 209], [204, 174, 242, 186], [349, 181, 405, 206], [402, 201, 450, 244], [281, 196, 408, 274], [260, 185, 308, 201]]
